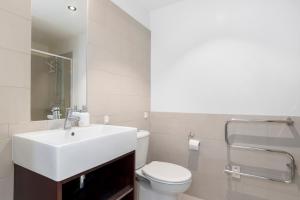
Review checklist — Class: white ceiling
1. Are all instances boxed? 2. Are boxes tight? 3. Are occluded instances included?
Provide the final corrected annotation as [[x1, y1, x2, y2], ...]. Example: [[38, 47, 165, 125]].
[[137, 0, 182, 10], [111, 0, 182, 29]]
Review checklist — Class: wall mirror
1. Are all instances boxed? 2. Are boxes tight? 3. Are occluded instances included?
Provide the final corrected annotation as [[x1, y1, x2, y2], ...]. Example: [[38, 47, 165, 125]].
[[31, 0, 87, 121]]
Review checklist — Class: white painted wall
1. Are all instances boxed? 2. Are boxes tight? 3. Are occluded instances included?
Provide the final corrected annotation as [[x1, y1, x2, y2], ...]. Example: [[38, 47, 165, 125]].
[[151, 0, 300, 116]]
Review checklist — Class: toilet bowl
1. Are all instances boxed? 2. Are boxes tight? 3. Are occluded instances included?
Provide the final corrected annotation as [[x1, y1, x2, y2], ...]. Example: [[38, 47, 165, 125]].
[[135, 131, 192, 200]]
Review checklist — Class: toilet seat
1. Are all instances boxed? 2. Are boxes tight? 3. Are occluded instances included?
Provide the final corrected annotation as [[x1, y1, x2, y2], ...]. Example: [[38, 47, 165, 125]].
[[142, 161, 192, 185]]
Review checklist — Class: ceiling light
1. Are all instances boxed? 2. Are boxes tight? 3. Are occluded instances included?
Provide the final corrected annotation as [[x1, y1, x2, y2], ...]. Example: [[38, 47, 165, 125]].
[[68, 5, 77, 11]]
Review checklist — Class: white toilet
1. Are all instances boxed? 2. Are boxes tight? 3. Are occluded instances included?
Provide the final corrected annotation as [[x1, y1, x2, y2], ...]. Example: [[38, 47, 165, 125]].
[[135, 130, 192, 200]]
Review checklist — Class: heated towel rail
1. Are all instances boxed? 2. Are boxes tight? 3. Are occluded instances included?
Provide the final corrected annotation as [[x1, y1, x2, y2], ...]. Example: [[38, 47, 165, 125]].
[[224, 118, 296, 184]]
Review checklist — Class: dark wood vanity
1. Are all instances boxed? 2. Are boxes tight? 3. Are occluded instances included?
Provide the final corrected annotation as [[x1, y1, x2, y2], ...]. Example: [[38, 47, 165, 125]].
[[14, 151, 135, 200]]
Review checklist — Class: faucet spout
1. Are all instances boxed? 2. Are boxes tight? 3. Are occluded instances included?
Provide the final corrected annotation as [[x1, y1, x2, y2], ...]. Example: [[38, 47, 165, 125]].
[[64, 108, 80, 130]]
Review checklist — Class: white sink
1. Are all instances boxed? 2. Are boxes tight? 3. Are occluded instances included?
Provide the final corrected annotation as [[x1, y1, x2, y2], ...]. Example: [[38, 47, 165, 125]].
[[13, 124, 137, 181]]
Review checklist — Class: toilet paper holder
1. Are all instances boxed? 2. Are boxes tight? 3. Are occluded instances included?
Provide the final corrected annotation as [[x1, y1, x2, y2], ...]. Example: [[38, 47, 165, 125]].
[[188, 132, 200, 151]]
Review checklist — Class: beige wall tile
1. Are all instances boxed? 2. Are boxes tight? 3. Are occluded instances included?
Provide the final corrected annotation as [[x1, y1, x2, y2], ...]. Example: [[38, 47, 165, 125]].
[[229, 175, 300, 199], [0, 0, 31, 19], [0, 9, 30, 53], [184, 113, 230, 140], [88, 94, 110, 116], [88, 0, 106, 26], [150, 112, 187, 136], [0, 1, 31, 200], [179, 194, 203, 200], [188, 171, 228, 200], [116, 119, 150, 131], [0, 174, 13, 200], [87, 80, 150, 125], [0, 124, 9, 140], [0, 48, 30, 88], [104, 1, 129, 32], [87, 0, 150, 130], [150, 112, 300, 200], [9, 121, 48, 136], [88, 21, 121, 54], [108, 111, 150, 130], [0, 87, 30, 124], [90, 114, 106, 124], [0, 139, 12, 178], [149, 133, 190, 167], [87, 44, 126, 75], [107, 94, 148, 114], [88, 69, 123, 95]]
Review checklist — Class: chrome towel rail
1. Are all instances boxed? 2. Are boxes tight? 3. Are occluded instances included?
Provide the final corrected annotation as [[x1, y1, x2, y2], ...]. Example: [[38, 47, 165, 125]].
[[224, 118, 296, 184], [225, 118, 294, 145]]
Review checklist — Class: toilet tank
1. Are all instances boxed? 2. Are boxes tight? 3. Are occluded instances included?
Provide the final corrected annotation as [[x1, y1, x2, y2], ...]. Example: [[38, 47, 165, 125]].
[[135, 130, 150, 169]]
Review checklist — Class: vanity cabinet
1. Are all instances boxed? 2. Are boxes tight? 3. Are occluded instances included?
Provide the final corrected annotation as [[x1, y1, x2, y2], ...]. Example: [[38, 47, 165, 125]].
[[14, 151, 135, 200]]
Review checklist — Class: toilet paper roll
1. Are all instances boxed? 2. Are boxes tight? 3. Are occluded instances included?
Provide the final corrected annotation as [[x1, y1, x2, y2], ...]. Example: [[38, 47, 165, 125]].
[[189, 139, 200, 151]]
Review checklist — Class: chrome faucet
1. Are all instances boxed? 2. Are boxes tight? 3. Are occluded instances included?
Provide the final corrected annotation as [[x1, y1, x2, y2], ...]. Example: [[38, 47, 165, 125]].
[[51, 105, 61, 120], [64, 108, 80, 130]]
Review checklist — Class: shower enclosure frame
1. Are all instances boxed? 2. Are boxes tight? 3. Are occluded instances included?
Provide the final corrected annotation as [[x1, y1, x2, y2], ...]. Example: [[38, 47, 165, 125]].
[[31, 48, 74, 118]]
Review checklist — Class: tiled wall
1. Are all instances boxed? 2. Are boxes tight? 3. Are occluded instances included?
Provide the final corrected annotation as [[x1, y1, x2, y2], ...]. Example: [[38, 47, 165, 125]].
[[0, 1, 297, 200], [0, 2, 70, 200], [0, 0, 31, 199], [87, 0, 151, 130], [0, 0, 150, 199], [150, 112, 300, 200]]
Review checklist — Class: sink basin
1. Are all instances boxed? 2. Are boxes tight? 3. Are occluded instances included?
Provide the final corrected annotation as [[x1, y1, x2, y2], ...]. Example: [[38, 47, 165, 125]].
[[13, 124, 137, 181]]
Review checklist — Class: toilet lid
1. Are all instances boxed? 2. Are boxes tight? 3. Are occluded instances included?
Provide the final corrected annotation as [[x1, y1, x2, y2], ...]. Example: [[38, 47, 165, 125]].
[[142, 161, 192, 184]]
